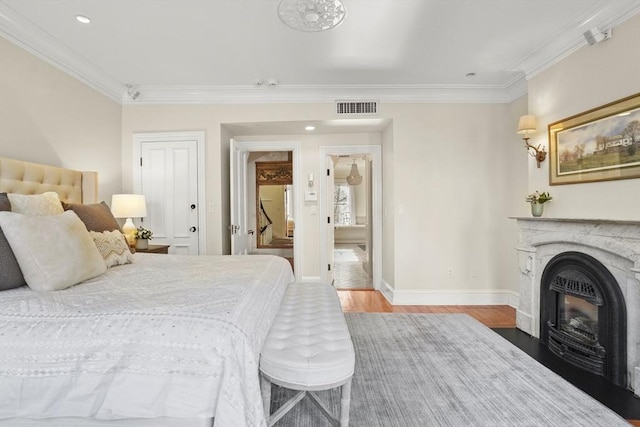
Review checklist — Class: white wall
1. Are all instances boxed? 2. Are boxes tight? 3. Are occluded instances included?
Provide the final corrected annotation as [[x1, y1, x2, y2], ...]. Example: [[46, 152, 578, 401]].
[[527, 14, 640, 220], [0, 37, 122, 200]]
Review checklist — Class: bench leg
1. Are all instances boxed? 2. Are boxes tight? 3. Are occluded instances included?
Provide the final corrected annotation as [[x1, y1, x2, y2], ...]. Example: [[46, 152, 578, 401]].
[[268, 390, 306, 427], [340, 379, 352, 427], [260, 374, 272, 417]]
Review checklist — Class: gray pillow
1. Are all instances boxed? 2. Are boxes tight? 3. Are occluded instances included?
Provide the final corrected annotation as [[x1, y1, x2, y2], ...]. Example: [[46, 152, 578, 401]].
[[0, 193, 26, 290]]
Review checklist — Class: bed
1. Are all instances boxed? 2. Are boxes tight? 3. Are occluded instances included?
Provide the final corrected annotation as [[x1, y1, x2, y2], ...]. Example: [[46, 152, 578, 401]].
[[0, 158, 295, 427]]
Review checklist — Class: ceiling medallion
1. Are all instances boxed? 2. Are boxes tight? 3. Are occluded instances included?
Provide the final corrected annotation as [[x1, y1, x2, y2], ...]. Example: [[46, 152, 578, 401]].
[[278, 0, 346, 32]]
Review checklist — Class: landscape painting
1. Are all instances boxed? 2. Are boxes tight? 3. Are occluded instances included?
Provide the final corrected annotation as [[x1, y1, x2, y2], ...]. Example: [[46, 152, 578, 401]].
[[548, 93, 640, 185]]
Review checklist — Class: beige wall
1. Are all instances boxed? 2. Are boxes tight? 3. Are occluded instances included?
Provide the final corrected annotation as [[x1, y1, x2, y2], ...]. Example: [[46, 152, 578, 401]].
[[527, 14, 640, 220], [0, 37, 122, 200], [383, 102, 525, 296], [5, 13, 637, 301]]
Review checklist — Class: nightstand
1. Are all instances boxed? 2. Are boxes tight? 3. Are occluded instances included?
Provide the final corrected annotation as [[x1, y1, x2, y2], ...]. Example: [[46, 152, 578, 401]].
[[135, 244, 170, 254]]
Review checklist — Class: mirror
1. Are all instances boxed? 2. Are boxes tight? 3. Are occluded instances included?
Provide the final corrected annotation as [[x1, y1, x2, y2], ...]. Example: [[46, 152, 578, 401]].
[[256, 161, 294, 248]]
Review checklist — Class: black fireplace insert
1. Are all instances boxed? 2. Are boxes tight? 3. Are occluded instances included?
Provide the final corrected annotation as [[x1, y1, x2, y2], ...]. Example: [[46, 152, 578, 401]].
[[540, 251, 627, 387]]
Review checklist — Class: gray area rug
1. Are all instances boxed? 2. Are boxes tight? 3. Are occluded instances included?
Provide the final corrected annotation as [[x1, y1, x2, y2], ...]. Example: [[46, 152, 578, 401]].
[[272, 313, 628, 427]]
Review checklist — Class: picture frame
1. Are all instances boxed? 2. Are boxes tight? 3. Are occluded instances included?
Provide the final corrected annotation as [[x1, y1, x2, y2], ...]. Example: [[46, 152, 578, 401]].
[[548, 93, 640, 185]]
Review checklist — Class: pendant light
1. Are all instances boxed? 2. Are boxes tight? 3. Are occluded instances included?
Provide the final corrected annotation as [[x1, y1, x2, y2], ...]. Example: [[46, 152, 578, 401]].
[[346, 161, 362, 186]]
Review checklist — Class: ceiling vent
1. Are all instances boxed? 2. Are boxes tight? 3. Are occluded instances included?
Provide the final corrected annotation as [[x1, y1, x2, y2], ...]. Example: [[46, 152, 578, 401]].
[[336, 100, 378, 115]]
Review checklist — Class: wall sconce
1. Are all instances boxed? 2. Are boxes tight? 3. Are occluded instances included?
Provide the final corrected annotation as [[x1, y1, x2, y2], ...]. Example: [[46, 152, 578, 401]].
[[517, 115, 547, 168], [308, 173, 314, 188]]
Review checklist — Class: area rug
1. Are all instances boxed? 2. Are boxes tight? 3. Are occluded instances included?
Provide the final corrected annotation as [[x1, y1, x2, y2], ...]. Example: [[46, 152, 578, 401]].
[[272, 313, 628, 426]]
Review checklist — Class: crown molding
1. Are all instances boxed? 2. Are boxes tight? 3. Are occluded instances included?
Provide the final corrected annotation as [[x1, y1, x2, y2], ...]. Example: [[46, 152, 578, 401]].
[[0, 3, 124, 102], [512, 2, 640, 80], [123, 82, 526, 105]]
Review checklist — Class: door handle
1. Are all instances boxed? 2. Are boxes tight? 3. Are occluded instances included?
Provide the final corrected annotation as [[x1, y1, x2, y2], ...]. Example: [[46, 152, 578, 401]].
[[248, 230, 255, 235], [190, 204, 196, 210], [190, 226, 197, 232]]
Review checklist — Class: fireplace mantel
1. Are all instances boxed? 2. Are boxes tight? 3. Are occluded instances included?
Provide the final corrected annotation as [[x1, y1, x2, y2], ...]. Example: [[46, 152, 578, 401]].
[[510, 217, 640, 226], [512, 217, 640, 393]]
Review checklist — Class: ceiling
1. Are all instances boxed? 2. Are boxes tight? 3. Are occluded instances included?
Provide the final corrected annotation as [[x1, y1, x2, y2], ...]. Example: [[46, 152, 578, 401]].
[[1, 0, 638, 104]]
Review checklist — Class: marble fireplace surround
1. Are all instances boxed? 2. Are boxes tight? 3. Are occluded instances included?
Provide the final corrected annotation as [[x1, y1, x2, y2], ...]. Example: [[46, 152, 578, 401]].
[[513, 217, 640, 394]]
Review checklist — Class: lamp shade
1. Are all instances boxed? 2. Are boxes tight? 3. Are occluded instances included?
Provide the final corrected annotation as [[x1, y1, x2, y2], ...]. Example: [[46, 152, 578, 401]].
[[517, 115, 537, 135], [110, 194, 147, 218]]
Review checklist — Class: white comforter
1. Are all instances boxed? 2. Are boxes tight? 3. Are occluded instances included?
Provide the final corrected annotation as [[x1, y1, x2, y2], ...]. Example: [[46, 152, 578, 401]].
[[0, 254, 294, 426]]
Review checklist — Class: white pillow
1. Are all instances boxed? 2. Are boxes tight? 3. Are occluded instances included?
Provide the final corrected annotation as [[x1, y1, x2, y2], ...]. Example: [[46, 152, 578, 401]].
[[90, 230, 134, 268], [0, 211, 106, 291], [8, 191, 63, 215]]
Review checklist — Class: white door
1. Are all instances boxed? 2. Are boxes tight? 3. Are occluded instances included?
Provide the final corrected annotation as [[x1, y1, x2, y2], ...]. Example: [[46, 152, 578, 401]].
[[140, 140, 199, 255], [229, 139, 250, 255], [326, 156, 336, 285]]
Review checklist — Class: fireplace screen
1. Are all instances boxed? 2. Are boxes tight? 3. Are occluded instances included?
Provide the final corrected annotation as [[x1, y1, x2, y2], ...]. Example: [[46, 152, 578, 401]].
[[559, 294, 598, 344]]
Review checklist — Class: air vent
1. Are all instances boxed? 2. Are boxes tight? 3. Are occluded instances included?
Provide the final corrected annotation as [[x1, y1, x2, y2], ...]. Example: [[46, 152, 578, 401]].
[[336, 100, 378, 115]]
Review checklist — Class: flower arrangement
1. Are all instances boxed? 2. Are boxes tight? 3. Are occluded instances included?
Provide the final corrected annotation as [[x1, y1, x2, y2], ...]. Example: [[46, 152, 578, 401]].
[[134, 226, 153, 240], [525, 191, 553, 204]]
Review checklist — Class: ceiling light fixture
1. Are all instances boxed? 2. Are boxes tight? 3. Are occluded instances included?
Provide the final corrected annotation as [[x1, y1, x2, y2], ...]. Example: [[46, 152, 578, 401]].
[[75, 15, 91, 24], [305, 125, 316, 131], [278, 0, 346, 32], [346, 160, 362, 186]]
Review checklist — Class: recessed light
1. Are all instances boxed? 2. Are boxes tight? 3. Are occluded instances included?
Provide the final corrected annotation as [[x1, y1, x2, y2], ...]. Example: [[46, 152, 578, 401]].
[[465, 72, 476, 78], [76, 15, 91, 24], [305, 125, 316, 131]]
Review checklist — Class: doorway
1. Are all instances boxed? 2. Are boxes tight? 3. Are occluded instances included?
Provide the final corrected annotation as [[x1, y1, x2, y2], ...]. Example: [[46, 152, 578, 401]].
[[229, 140, 302, 281], [320, 145, 382, 290], [332, 155, 372, 289]]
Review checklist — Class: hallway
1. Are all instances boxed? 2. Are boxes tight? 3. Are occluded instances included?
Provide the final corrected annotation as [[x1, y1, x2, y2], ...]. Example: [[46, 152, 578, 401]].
[[333, 244, 372, 289]]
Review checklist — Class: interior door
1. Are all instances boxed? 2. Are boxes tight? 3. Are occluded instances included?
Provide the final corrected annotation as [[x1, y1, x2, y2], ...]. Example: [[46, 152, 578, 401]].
[[229, 139, 250, 255], [140, 140, 199, 255]]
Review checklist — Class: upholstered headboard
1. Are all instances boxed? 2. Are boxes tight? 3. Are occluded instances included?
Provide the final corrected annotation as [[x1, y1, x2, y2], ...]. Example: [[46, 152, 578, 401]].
[[0, 157, 97, 203]]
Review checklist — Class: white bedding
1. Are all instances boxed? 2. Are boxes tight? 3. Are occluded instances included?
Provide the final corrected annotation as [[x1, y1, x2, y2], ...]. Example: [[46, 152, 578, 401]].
[[0, 253, 294, 427]]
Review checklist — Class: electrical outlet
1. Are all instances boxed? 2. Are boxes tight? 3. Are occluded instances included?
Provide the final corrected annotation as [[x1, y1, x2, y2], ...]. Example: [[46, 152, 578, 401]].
[[448, 269, 453, 278]]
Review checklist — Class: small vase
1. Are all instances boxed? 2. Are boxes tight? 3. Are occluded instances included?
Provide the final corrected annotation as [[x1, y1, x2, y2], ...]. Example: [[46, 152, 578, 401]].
[[136, 239, 149, 250], [531, 202, 544, 217]]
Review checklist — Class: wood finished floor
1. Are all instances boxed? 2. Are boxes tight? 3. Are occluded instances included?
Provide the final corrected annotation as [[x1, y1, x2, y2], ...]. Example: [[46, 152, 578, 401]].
[[338, 288, 516, 328], [337, 289, 639, 426]]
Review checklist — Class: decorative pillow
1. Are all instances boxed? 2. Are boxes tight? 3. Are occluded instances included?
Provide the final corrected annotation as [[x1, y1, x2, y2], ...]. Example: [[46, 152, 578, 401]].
[[90, 230, 134, 268], [62, 201, 122, 232], [8, 191, 63, 215], [0, 193, 27, 290], [0, 211, 107, 291]]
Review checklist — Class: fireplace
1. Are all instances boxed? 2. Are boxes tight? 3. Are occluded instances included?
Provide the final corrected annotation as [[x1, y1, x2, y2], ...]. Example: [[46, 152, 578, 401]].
[[513, 217, 640, 395], [539, 251, 627, 387]]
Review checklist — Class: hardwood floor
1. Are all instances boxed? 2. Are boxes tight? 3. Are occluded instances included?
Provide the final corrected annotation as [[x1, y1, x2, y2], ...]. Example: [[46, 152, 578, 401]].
[[338, 288, 516, 328], [338, 289, 639, 426]]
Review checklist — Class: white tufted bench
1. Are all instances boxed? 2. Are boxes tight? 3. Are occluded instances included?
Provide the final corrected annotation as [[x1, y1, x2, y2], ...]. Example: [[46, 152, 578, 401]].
[[260, 282, 355, 426]]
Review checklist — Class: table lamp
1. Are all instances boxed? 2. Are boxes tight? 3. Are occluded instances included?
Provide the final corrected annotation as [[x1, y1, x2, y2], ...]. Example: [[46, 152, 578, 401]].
[[111, 194, 147, 246]]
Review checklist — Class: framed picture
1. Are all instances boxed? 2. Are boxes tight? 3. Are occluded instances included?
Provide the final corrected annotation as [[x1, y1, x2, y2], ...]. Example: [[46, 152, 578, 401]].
[[548, 93, 640, 185]]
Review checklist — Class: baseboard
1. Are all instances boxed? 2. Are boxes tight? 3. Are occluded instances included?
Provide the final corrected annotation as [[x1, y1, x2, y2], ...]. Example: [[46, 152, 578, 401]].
[[388, 288, 520, 306], [300, 276, 322, 283], [380, 280, 394, 304]]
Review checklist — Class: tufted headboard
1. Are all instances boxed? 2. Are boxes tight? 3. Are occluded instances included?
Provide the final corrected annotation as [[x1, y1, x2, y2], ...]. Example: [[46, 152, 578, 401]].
[[0, 157, 97, 203]]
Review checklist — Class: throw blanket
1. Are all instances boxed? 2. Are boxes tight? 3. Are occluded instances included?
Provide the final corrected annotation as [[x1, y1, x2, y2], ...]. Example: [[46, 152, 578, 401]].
[[0, 254, 294, 427]]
